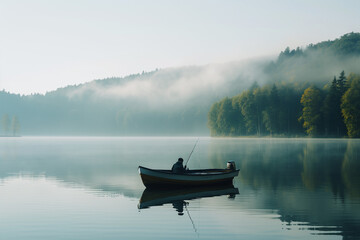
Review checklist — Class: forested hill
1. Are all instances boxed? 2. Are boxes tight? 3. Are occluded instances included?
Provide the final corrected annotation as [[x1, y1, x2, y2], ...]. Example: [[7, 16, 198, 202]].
[[0, 64, 257, 136], [208, 33, 360, 138], [1, 32, 360, 136], [265, 32, 360, 85]]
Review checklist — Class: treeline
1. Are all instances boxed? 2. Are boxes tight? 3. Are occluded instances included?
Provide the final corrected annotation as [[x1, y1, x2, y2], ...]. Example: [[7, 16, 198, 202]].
[[208, 72, 360, 138], [277, 32, 360, 61], [264, 32, 360, 86]]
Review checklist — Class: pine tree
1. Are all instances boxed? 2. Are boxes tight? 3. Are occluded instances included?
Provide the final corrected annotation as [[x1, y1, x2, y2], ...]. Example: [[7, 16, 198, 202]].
[[336, 71, 348, 135], [324, 77, 340, 136], [336, 71, 346, 96]]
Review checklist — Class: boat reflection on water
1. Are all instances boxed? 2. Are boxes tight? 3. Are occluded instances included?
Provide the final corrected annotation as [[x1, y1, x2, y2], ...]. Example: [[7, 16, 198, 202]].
[[138, 185, 239, 215]]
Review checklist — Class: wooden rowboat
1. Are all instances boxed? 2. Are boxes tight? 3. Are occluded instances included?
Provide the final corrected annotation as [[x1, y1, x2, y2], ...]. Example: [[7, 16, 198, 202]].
[[138, 165, 240, 188]]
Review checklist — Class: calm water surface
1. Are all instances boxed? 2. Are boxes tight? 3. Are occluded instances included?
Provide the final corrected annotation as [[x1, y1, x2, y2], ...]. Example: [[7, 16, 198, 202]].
[[0, 137, 359, 239]]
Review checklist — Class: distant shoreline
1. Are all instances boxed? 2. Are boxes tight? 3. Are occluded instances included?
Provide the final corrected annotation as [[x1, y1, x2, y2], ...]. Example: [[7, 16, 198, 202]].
[[210, 135, 353, 139], [0, 135, 357, 139]]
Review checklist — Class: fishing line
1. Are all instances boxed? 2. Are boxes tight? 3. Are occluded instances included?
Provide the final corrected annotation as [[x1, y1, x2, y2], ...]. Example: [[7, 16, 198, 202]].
[[185, 203, 199, 237]]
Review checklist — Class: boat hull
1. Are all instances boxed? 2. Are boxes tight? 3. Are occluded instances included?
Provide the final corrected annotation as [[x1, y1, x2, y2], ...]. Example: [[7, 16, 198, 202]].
[[138, 166, 239, 188]]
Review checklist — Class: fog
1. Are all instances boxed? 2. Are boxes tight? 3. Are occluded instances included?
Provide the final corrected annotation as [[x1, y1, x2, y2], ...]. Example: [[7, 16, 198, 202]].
[[65, 46, 360, 112], [66, 59, 269, 110], [1, 39, 360, 135], [266, 49, 360, 85]]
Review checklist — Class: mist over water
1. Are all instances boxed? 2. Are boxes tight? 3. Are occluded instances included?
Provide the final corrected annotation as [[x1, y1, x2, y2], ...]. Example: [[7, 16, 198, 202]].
[[0, 137, 359, 239], [1, 2, 359, 239]]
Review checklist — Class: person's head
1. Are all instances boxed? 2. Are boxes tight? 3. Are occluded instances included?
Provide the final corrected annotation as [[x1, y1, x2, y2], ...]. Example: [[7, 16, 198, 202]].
[[178, 158, 183, 162]]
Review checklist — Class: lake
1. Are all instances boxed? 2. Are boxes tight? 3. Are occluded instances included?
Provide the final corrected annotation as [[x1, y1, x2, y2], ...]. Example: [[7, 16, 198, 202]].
[[0, 137, 359, 239]]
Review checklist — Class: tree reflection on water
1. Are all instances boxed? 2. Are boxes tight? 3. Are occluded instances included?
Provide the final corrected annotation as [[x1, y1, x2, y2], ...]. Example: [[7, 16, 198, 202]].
[[208, 138, 360, 239]]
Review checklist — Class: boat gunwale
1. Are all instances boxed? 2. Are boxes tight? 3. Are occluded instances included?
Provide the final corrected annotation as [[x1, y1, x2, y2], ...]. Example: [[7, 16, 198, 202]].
[[138, 165, 239, 177]]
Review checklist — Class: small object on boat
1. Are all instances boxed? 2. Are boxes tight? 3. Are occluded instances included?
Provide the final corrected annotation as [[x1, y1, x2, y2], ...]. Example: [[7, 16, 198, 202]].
[[138, 163, 240, 188], [227, 161, 236, 170]]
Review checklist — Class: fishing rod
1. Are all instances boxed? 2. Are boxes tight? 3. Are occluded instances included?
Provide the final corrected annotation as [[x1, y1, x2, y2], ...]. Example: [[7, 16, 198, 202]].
[[184, 203, 199, 236], [184, 138, 199, 168]]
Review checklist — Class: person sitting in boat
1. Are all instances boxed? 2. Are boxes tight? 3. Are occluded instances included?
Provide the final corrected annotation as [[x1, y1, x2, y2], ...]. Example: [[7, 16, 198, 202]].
[[172, 200, 186, 216], [172, 158, 186, 174]]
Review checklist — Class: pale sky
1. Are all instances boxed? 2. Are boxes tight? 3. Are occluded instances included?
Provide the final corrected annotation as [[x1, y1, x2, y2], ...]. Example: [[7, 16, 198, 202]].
[[0, 0, 359, 94]]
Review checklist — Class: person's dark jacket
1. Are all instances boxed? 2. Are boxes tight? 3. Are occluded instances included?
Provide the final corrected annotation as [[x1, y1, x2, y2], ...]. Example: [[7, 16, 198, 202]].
[[171, 161, 185, 174]]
